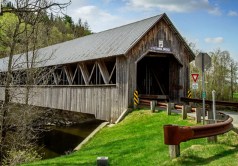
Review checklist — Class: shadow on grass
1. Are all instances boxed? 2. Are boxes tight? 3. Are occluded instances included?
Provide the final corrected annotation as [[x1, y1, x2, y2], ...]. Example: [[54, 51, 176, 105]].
[[31, 162, 95, 166], [177, 146, 238, 165]]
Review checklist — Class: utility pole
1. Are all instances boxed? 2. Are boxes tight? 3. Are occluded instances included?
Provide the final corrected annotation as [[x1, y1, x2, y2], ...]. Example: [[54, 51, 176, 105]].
[[202, 53, 206, 124], [0, 0, 2, 14], [231, 62, 233, 100]]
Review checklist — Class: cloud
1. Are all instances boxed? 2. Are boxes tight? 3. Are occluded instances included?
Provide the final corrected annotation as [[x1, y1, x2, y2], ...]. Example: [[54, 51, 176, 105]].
[[208, 7, 222, 16], [102, 0, 114, 4], [125, 0, 221, 15], [57, 0, 87, 10], [227, 10, 238, 16], [204, 37, 224, 44], [70, 5, 127, 32]]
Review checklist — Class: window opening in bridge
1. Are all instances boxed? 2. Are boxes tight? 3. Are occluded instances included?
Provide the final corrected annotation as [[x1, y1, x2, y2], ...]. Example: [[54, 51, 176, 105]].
[[12, 71, 22, 85], [0, 58, 117, 86], [105, 59, 116, 84], [55, 67, 69, 85], [89, 63, 103, 85], [69, 64, 85, 85], [14, 71, 27, 85], [35, 67, 55, 85]]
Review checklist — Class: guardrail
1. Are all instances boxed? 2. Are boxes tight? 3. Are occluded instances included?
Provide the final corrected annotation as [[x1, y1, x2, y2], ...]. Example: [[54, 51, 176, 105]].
[[163, 113, 233, 158], [139, 99, 192, 119], [139, 99, 167, 108], [181, 97, 238, 108], [138, 97, 235, 158]]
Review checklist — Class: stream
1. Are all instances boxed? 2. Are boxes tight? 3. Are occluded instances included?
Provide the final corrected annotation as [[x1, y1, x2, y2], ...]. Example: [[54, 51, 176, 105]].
[[37, 120, 103, 159]]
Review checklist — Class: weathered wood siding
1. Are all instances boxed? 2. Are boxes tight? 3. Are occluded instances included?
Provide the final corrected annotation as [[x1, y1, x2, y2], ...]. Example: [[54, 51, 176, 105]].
[[115, 56, 129, 121], [0, 55, 129, 122], [126, 18, 191, 104], [0, 85, 121, 122]]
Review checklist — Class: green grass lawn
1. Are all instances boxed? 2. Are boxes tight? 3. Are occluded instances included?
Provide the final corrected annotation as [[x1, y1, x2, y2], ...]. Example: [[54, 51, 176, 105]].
[[24, 109, 238, 166]]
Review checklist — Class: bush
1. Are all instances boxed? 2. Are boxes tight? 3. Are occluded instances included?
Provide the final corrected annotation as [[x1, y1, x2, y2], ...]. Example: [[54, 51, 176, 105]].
[[2, 148, 41, 166]]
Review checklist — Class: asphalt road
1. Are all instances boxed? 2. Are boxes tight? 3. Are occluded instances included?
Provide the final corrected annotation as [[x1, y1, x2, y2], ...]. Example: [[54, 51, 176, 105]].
[[185, 110, 238, 127], [220, 111, 238, 127]]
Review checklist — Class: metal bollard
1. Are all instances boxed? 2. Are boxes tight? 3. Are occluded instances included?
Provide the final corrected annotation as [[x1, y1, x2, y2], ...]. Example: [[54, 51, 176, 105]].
[[97, 156, 109, 166]]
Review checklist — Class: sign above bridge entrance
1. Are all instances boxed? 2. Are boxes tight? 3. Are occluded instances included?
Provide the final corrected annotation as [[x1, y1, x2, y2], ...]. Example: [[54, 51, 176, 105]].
[[150, 46, 171, 52]]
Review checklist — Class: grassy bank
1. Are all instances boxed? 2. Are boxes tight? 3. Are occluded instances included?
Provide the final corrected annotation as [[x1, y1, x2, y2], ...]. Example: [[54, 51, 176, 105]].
[[24, 109, 238, 166]]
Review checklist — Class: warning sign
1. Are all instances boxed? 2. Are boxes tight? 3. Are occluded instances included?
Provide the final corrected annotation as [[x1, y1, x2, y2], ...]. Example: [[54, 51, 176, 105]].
[[187, 90, 192, 98], [191, 73, 199, 83]]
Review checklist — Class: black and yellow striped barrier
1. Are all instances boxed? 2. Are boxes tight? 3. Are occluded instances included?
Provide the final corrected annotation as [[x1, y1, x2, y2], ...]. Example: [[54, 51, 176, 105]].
[[134, 90, 139, 107], [187, 90, 192, 98]]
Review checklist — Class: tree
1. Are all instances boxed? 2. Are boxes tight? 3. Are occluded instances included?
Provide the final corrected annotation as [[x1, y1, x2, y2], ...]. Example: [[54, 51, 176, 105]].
[[0, 0, 71, 164], [64, 15, 73, 27], [190, 48, 238, 101]]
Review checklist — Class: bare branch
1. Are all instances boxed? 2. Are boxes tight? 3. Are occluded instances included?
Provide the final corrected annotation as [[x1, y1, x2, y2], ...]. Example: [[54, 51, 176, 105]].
[[2, 0, 71, 14]]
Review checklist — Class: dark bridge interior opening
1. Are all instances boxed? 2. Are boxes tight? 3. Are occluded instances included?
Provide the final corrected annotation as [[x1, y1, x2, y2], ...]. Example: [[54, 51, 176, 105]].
[[137, 56, 169, 96]]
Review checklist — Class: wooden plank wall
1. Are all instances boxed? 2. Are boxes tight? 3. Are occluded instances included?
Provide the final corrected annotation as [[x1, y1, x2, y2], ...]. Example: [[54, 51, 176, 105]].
[[0, 85, 121, 122], [0, 55, 128, 123], [115, 56, 129, 122]]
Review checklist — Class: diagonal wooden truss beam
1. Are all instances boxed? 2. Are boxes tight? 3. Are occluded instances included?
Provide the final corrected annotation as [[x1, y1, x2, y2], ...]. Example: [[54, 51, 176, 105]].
[[88, 63, 96, 83], [52, 72, 59, 85], [72, 67, 78, 83], [78, 63, 90, 85], [97, 60, 110, 84], [63, 66, 73, 85]]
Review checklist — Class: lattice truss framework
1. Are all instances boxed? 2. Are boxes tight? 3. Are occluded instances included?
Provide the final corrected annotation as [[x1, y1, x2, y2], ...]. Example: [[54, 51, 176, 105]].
[[0, 58, 116, 86]]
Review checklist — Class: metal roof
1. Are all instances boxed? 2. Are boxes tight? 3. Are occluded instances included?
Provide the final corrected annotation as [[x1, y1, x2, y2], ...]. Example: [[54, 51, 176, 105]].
[[0, 14, 163, 72], [0, 13, 195, 72]]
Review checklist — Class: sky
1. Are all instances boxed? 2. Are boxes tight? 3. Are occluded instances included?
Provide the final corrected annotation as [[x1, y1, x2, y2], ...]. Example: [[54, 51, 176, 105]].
[[60, 0, 238, 61]]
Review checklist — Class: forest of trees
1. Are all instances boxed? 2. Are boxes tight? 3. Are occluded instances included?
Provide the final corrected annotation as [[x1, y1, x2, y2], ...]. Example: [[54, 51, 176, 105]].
[[0, 1, 91, 58], [190, 48, 238, 102]]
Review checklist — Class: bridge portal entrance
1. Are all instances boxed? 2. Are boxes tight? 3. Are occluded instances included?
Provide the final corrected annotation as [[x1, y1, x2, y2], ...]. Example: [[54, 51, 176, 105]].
[[137, 56, 169, 97]]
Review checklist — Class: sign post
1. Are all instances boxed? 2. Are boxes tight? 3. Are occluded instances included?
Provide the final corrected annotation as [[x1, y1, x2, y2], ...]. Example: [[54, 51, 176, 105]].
[[212, 90, 216, 122], [195, 52, 211, 125], [0, 0, 2, 14]]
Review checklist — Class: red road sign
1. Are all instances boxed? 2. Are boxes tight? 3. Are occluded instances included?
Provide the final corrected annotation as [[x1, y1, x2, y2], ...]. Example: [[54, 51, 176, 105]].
[[191, 74, 199, 82]]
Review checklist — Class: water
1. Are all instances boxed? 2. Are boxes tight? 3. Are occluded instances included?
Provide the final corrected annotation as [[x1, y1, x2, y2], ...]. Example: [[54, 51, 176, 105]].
[[38, 120, 103, 159]]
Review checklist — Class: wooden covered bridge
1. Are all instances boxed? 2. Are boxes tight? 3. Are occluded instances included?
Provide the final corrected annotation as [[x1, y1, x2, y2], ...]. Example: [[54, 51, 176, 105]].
[[0, 13, 195, 123]]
